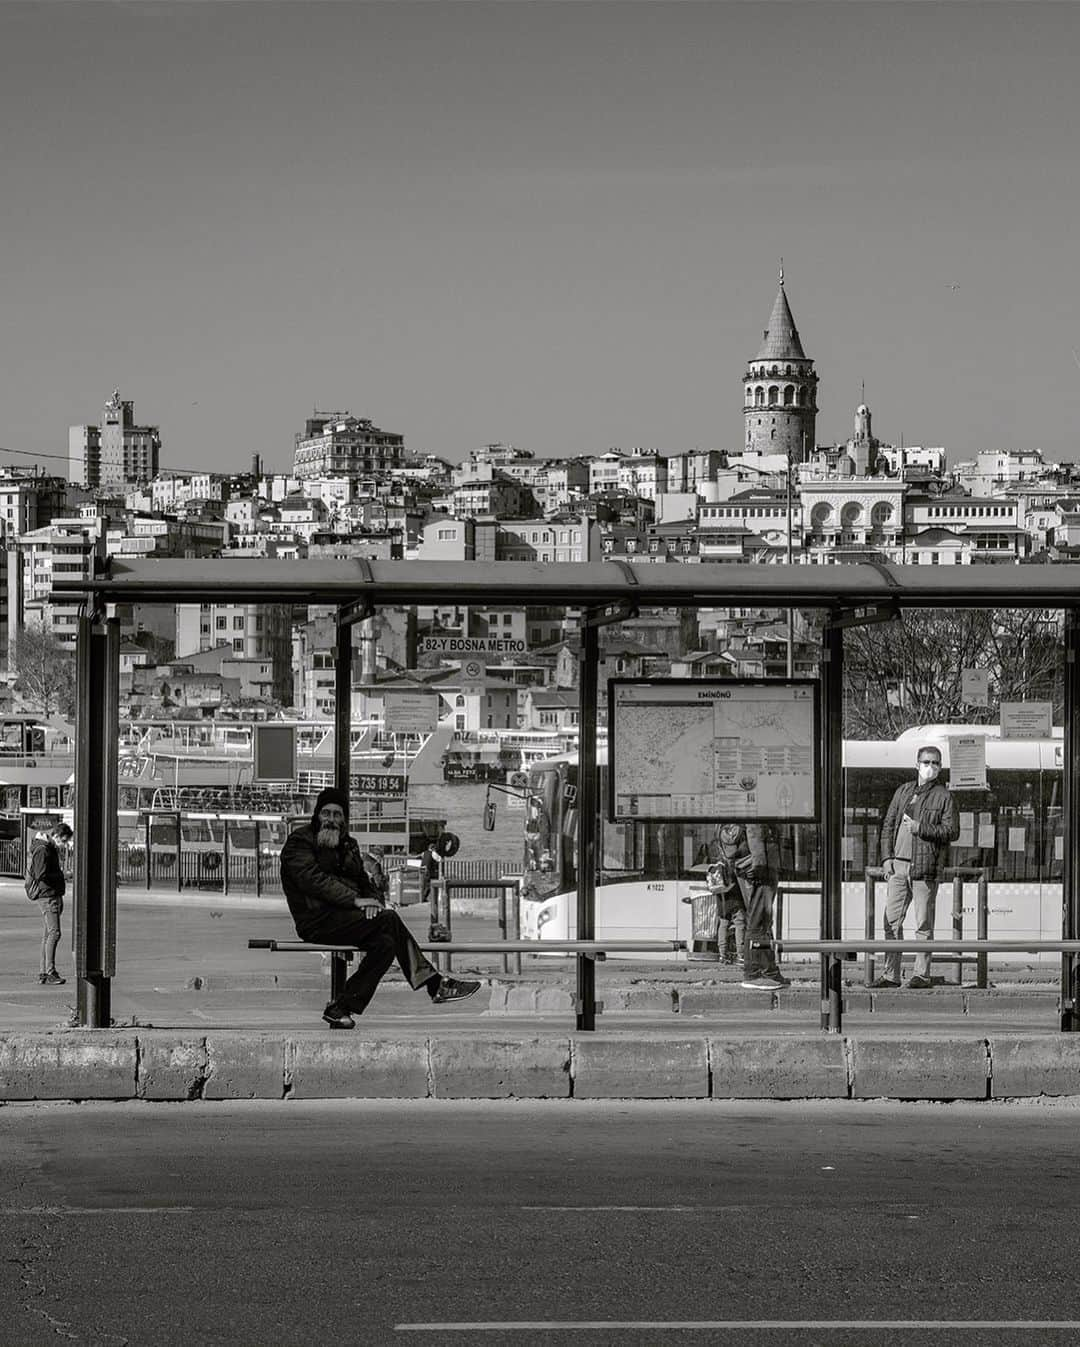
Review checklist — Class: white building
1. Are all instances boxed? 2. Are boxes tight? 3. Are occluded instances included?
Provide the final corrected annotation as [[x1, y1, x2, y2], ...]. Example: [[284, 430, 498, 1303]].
[[293, 413, 406, 480], [175, 602, 293, 703], [17, 518, 105, 648], [953, 448, 1056, 496]]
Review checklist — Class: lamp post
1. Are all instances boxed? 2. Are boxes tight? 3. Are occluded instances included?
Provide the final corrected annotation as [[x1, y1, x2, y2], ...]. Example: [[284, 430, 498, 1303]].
[[787, 435, 803, 678]]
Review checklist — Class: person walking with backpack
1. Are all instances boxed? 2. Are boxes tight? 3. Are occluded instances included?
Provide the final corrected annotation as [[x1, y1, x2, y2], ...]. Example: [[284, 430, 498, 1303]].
[[25, 819, 73, 986]]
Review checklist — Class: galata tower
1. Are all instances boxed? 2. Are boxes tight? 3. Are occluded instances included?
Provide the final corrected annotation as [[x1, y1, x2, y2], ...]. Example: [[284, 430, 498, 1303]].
[[742, 264, 818, 461]]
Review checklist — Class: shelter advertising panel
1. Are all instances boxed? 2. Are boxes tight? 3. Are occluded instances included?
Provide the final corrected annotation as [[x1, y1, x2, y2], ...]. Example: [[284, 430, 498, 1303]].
[[253, 724, 296, 783], [608, 678, 820, 822]]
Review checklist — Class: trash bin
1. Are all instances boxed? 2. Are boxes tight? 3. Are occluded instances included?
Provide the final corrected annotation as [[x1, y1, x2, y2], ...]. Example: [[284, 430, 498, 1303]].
[[688, 889, 720, 962]]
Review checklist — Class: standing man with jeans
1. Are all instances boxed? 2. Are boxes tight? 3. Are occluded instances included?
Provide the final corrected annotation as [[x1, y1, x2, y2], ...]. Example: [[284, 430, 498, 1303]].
[[874, 745, 959, 990], [25, 820, 73, 986]]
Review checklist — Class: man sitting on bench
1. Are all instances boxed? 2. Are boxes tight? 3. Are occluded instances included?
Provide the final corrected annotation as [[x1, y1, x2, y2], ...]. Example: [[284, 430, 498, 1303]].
[[280, 788, 480, 1028]]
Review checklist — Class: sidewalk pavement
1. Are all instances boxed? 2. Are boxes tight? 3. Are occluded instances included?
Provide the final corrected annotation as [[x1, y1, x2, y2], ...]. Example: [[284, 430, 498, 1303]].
[[2, 880, 1078, 1103]]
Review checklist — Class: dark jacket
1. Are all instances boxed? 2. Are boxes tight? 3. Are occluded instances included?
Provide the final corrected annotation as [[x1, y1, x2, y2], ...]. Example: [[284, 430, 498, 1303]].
[[880, 778, 959, 882], [279, 824, 379, 935], [706, 823, 779, 899], [25, 836, 65, 902]]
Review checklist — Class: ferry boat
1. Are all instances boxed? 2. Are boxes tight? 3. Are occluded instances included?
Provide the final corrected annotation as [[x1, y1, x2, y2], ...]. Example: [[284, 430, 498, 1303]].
[[115, 717, 453, 853]]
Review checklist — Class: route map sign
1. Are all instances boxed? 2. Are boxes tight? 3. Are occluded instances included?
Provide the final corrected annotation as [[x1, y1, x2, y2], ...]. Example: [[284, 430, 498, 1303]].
[[608, 678, 820, 823]]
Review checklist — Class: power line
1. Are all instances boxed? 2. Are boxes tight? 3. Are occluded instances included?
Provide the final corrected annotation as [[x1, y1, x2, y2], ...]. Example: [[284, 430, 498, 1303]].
[[0, 444, 261, 478]]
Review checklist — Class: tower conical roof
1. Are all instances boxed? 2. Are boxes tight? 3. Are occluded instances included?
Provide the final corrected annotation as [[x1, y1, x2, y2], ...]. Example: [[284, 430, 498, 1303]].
[[755, 275, 806, 361]]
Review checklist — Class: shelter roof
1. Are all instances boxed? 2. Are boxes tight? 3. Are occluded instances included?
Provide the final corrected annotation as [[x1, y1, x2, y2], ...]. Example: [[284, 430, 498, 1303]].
[[51, 556, 1080, 612]]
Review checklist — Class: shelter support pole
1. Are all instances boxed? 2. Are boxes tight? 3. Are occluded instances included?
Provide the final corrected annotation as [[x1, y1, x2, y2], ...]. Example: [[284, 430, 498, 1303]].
[[1063, 609, 1080, 1031], [74, 615, 119, 1028], [576, 616, 600, 1030], [335, 616, 353, 808], [820, 620, 844, 1032]]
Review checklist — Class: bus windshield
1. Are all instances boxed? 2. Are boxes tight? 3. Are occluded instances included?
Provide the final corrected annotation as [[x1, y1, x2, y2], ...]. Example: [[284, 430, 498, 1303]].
[[522, 764, 563, 902], [523, 758, 727, 899]]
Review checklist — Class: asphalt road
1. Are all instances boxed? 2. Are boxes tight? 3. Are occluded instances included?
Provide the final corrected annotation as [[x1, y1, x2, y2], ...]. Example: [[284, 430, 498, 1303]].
[[3, 1099, 1080, 1346]]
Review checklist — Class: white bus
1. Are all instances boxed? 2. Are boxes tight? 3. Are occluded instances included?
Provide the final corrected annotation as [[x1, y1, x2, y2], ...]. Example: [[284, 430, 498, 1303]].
[[517, 728, 1066, 961]]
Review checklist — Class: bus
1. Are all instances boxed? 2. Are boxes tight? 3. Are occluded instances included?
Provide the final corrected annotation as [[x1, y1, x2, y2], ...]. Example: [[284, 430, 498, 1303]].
[[517, 727, 1067, 961]]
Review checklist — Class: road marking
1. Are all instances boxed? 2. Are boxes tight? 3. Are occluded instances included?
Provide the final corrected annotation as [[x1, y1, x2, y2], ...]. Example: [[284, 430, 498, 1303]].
[[396, 1322, 1080, 1333], [0, 1206, 194, 1215], [522, 1205, 743, 1212]]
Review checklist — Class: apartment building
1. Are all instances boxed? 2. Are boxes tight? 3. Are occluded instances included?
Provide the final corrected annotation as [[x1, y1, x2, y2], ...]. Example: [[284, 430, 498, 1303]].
[[175, 602, 293, 702], [449, 464, 539, 519], [16, 518, 106, 648], [953, 448, 1056, 496], [293, 413, 405, 480], [616, 453, 668, 501], [493, 514, 599, 563], [0, 471, 68, 540], [906, 492, 1028, 563], [151, 474, 227, 511], [70, 390, 161, 488]]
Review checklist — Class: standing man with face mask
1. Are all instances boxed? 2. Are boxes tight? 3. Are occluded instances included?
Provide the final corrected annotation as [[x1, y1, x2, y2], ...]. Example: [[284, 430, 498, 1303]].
[[280, 788, 480, 1028], [873, 745, 959, 990]]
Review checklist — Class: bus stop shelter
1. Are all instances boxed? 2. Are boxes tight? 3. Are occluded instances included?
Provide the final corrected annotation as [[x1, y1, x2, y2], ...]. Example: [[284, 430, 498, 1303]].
[[52, 557, 1080, 1032]]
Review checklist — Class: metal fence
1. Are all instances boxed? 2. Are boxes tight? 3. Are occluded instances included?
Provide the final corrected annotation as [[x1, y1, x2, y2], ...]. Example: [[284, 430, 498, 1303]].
[[113, 845, 520, 899]]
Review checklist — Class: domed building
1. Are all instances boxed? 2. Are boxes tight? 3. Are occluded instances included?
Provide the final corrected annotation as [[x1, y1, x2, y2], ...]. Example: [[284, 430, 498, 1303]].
[[799, 396, 906, 562]]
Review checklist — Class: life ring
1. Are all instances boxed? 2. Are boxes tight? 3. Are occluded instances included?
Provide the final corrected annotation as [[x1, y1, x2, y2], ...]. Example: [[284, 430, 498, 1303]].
[[435, 831, 460, 859], [201, 851, 222, 872]]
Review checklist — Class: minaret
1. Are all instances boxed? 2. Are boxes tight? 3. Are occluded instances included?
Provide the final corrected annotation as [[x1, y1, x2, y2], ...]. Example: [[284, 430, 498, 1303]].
[[742, 263, 818, 460]]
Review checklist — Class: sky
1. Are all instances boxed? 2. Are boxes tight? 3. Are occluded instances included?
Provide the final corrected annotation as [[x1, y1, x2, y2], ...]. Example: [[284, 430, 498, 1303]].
[[1, 0, 1079, 475]]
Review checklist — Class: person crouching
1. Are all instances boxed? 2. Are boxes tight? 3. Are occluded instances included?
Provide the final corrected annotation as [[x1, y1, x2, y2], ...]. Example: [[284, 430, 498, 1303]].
[[280, 788, 480, 1028]]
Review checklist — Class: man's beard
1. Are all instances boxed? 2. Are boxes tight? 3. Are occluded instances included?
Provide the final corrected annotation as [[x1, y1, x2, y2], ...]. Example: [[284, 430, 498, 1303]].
[[316, 824, 342, 849]]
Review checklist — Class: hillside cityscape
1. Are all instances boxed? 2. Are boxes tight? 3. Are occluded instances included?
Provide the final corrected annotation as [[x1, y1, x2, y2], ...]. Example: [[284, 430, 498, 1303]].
[[1, 269, 1074, 758]]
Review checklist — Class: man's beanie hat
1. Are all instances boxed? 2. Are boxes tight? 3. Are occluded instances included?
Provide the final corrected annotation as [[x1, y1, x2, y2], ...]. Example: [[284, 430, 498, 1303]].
[[312, 787, 349, 828]]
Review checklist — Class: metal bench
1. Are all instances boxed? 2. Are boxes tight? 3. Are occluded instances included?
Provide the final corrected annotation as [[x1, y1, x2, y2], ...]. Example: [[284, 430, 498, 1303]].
[[248, 938, 687, 1001]]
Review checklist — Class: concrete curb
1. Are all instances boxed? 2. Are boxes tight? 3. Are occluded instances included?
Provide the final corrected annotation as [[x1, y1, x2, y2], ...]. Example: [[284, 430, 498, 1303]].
[[5, 1030, 1080, 1101], [187, 974, 1061, 1017]]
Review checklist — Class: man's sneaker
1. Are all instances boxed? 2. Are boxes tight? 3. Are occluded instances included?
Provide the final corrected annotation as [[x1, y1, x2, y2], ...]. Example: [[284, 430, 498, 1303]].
[[871, 976, 901, 989], [740, 974, 787, 991], [40, 972, 65, 986], [429, 976, 481, 1005], [322, 1002, 356, 1029], [906, 975, 933, 990]]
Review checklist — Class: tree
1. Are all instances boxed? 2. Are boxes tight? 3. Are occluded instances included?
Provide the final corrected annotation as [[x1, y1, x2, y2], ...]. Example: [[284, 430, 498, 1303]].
[[843, 607, 1063, 739], [12, 621, 76, 720]]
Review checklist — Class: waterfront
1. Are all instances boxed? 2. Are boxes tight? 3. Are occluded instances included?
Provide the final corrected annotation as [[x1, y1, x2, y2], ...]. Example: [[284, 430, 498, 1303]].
[[410, 780, 523, 863]]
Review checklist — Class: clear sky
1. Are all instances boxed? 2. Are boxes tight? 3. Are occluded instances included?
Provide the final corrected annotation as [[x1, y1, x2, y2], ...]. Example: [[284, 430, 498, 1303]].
[[1, 0, 1078, 474]]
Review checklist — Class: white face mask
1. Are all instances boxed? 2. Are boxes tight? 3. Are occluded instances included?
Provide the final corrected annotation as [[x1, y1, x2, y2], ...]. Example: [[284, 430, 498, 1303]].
[[917, 759, 941, 781]]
